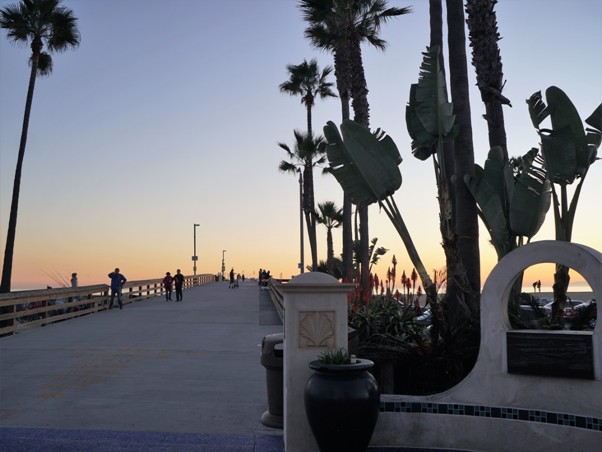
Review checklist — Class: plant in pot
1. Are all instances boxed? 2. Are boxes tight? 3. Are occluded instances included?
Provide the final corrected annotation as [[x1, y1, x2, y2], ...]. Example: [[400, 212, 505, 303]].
[[304, 347, 379, 452]]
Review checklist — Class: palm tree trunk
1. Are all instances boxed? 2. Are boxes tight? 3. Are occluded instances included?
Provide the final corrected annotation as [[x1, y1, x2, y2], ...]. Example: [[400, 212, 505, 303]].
[[447, 0, 480, 316], [304, 164, 318, 271], [465, 0, 509, 159], [342, 195, 353, 280], [359, 204, 369, 295], [326, 227, 334, 274], [1, 54, 39, 294], [307, 105, 313, 138], [348, 39, 371, 291], [333, 46, 353, 280], [484, 101, 507, 157]]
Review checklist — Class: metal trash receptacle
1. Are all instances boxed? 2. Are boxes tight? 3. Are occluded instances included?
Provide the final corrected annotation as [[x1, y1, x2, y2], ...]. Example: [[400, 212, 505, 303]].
[[260, 332, 284, 428]]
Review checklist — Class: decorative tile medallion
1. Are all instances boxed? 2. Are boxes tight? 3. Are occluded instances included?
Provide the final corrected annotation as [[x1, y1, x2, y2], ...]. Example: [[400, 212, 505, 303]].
[[298, 311, 335, 348]]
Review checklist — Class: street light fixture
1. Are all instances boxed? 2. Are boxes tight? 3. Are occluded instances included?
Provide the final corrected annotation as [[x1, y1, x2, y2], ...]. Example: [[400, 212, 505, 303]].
[[193, 224, 200, 276], [221, 250, 226, 282]]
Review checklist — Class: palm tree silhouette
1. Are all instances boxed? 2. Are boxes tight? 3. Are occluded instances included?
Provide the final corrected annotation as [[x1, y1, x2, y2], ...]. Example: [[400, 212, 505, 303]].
[[314, 201, 343, 275], [279, 59, 336, 271], [1, 0, 80, 293], [279, 58, 337, 138], [278, 131, 327, 272], [300, 0, 411, 283]]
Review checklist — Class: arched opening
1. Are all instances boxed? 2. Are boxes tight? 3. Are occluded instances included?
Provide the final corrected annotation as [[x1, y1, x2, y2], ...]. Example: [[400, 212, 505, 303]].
[[507, 263, 596, 331]]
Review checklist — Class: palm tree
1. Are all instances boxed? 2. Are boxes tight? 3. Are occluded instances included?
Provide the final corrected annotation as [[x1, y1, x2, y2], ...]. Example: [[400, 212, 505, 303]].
[[280, 59, 336, 271], [279, 58, 337, 138], [314, 201, 343, 275], [278, 130, 327, 271], [300, 0, 411, 285], [0, 0, 80, 293]]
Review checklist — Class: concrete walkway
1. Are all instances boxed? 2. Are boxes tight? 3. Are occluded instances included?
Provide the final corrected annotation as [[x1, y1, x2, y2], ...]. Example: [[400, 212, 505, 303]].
[[0, 279, 284, 451]]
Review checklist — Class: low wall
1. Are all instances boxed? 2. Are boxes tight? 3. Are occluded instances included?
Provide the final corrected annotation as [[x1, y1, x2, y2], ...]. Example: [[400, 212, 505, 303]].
[[372, 241, 601, 451]]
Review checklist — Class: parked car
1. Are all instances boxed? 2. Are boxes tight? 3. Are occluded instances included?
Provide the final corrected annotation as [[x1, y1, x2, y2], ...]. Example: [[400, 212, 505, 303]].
[[532, 297, 553, 307], [573, 300, 597, 329], [414, 309, 432, 326], [543, 299, 584, 320], [518, 305, 546, 326]]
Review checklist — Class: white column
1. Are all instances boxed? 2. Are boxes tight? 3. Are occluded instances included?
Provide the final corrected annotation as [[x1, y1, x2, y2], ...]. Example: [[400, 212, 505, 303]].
[[280, 272, 355, 452]]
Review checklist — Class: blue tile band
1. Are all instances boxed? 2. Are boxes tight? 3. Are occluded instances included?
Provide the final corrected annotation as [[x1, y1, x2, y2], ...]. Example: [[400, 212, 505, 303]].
[[380, 401, 601, 432]]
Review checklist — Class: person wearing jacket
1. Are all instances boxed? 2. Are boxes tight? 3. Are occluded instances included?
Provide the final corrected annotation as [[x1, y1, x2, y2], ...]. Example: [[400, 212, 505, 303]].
[[162, 272, 174, 301], [108, 268, 127, 309]]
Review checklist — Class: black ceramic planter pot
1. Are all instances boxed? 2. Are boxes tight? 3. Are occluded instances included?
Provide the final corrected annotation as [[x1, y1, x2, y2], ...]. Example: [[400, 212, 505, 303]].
[[304, 358, 379, 452]]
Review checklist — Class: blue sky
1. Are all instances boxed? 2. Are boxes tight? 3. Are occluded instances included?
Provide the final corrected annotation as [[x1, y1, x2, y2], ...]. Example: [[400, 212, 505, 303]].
[[1, 0, 601, 290]]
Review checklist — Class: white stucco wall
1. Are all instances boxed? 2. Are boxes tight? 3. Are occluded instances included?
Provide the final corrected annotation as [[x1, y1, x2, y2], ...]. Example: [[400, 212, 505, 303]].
[[372, 241, 602, 451]]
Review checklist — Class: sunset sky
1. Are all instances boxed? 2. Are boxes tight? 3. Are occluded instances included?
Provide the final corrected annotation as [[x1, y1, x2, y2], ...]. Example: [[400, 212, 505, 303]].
[[1, 0, 601, 292]]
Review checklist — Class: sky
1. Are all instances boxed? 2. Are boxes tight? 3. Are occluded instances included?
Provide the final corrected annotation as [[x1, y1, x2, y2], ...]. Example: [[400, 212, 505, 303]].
[[1, 0, 601, 292]]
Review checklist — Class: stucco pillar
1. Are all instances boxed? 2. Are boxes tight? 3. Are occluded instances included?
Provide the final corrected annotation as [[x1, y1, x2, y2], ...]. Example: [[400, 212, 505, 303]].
[[280, 272, 355, 452]]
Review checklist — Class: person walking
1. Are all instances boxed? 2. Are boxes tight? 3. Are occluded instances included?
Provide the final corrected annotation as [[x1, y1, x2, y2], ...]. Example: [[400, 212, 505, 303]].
[[108, 268, 127, 310], [229, 268, 235, 288], [162, 272, 174, 301], [174, 269, 185, 301]]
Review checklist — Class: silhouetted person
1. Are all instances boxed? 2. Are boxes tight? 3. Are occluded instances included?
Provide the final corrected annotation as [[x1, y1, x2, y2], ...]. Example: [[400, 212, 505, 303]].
[[108, 268, 127, 309], [174, 269, 185, 301], [162, 272, 174, 301]]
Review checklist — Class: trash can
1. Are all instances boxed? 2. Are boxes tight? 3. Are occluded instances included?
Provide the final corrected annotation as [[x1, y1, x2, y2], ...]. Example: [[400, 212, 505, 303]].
[[260, 332, 284, 428]]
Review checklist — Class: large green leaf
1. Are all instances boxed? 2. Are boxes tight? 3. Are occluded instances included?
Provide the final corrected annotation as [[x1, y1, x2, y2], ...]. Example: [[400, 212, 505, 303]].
[[467, 146, 551, 257], [585, 102, 602, 162], [465, 163, 509, 257], [540, 126, 581, 183], [406, 46, 456, 160], [406, 84, 436, 160], [528, 86, 599, 185], [585, 103, 602, 132], [324, 120, 402, 206], [509, 163, 551, 238], [545, 86, 586, 147], [481, 146, 506, 205], [526, 91, 549, 129]]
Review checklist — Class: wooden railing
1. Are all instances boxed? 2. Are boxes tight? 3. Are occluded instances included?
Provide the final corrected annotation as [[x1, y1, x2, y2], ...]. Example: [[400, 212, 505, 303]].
[[0, 274, 214, 337], [267, 278, 285, 321]]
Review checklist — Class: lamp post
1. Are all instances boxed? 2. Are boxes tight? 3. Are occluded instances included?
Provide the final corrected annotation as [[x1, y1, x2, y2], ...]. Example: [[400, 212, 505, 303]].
[[221, 250, 226, 282], [193, 223, 199, 276]]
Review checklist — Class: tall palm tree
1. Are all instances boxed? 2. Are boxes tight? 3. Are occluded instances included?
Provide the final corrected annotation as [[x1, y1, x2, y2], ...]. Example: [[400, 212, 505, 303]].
[[279, 58, 337, 138], [0, 0, 80, 293], [314, 201, 343, 275], [278, 131, 327, 271], [280, 59, 336, 271], [300, 0, 411, 285]]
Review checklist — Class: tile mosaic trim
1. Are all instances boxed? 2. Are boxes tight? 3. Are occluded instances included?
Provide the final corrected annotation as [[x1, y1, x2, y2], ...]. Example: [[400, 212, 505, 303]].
[[380, 401, 601, 432]]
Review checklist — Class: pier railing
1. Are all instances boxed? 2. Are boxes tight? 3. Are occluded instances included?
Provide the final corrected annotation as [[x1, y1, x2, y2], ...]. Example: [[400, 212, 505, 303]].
[[0, 274, 214, 336], [267, 278, 284, 321]]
